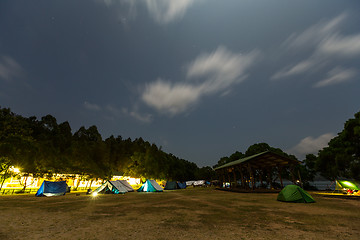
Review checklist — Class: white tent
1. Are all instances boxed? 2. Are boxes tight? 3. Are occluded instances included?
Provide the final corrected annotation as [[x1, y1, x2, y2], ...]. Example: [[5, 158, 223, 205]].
[[149, 180, 163, 191], [92, 180, 128, 194], [118, 180, 134, 192]]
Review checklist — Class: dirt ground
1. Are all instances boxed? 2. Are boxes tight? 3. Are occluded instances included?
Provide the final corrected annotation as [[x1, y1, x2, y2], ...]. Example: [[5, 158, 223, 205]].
[[0, 188, 359, 240]]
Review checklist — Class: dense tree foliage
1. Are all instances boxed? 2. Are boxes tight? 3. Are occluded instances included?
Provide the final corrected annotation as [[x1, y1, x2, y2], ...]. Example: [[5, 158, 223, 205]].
[[316, 111, 360, 181], [0, 107, 208, 189]]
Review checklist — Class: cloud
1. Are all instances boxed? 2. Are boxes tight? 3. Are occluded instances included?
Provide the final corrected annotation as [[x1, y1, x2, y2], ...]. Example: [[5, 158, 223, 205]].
[[272, 13, 360, 86], [289, 133, 335, 156], [96, 0, 199, 25], [84, 101, 101, 111], [318, 33, 360, 57], [106, 104, 122, 117], [141, 46, 260, 116], [187, 46, 259, 93], [0, 55, 23, 82], [144, 0, 196, 24], [283, 13, 346, 49], [271, 59, 315, 79], [122, 107, 153, 123], [109, 104, 153, 123], [314, 67, 356, 88], [142, 80, 202, 115]]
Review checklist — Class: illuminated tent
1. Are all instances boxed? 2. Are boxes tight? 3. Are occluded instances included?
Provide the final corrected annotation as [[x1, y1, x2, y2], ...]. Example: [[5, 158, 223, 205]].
[[35, 181, 68, 197], [137, 180, 163, 192], [193, 180, 206, 186], [92, 180, 128, 194], [185, 180, 205, 187], [186, 181, 195, 186], [277, 185, 315, 203], [335, 180, 359, 192], [118, 180, 134, 192]]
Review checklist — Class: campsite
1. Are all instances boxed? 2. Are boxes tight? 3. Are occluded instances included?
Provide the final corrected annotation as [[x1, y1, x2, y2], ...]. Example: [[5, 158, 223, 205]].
[[1, 1, 360, 239], [0, 187, 359, 240]]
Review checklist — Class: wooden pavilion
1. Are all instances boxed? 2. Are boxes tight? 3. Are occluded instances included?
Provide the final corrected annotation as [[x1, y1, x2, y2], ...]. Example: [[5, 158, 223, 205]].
[[213, 151, 301, 190]]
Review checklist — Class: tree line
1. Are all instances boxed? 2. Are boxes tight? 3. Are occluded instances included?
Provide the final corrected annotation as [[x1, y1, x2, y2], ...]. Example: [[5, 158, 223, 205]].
[[213, 110, 360, 187], [2, 107, 358, 191], [0, 107, 214, 190]]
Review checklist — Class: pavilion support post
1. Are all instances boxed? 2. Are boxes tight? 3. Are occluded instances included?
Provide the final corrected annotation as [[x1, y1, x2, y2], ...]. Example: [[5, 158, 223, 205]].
[[222, 169, 226, 188], [267, 168, 273, 189], [238, 166, 245, 189], [259, 169, 263, 188], [216, 171, 222, 188], [227, 170, 231, 187], [232, 168, 237, 188], [247, 163, 255, 190], [278, 166, 283, 188], [297, 168, 303, 188], [290, 166, 296, 184]]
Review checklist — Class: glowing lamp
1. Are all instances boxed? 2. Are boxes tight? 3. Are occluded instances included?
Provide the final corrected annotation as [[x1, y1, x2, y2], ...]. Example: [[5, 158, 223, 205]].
[[10, 166, 20, 173], [342, 181, 354, 188]]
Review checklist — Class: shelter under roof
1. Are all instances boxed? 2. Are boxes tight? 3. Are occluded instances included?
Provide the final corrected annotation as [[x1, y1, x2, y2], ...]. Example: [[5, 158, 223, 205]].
[[214, 151, 301, 191]]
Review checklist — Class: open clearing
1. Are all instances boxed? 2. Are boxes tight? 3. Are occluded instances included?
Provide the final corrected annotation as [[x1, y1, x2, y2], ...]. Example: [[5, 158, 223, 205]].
[[0, 188, 359, 240]]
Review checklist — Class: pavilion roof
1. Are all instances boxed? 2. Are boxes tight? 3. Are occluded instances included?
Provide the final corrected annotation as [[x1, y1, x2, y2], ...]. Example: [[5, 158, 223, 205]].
[[213, 151, 300, 171]]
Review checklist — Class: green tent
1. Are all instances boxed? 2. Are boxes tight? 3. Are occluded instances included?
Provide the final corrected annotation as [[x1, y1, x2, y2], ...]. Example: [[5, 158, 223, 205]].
[[277, 185, 315, 203], [335, 180, 359, 192], [164, 181, 178, 190]]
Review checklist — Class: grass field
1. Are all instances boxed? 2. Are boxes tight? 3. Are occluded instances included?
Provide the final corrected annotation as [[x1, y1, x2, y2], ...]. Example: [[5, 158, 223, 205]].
[[0, 187, 359, 240]]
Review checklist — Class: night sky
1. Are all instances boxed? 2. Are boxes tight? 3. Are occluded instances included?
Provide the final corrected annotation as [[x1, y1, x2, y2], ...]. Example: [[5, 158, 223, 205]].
[[1, 0, 359, 167]]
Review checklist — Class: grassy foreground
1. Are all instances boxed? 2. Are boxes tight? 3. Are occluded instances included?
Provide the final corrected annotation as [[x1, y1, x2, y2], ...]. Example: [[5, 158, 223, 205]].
[[0, 187, 359, 240]]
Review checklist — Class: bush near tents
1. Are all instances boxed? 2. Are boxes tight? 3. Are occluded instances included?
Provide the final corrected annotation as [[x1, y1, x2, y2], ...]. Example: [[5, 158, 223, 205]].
[[277, 185, 315, 203], [137, 180, 163, 192], [35, 181, 68, 197]]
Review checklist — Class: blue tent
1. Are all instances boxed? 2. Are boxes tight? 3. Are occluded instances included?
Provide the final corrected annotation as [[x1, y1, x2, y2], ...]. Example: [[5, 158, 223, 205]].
[[177, 182, 187, 189], [35, 181, 68, 197], [137, 180, 163, 192], [164, 181, 187, 190]]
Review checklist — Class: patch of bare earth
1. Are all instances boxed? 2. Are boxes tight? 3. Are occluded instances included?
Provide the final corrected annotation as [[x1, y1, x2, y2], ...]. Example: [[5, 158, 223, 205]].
[[0, 188, 359, 239]]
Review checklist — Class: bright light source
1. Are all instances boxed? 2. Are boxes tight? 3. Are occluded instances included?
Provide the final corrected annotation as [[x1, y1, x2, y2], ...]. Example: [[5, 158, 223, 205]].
[[128, 177, 139, 185], [92, 192, 98, 197], [10, 166, 20, 173], [342, 181, 355, 188]]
